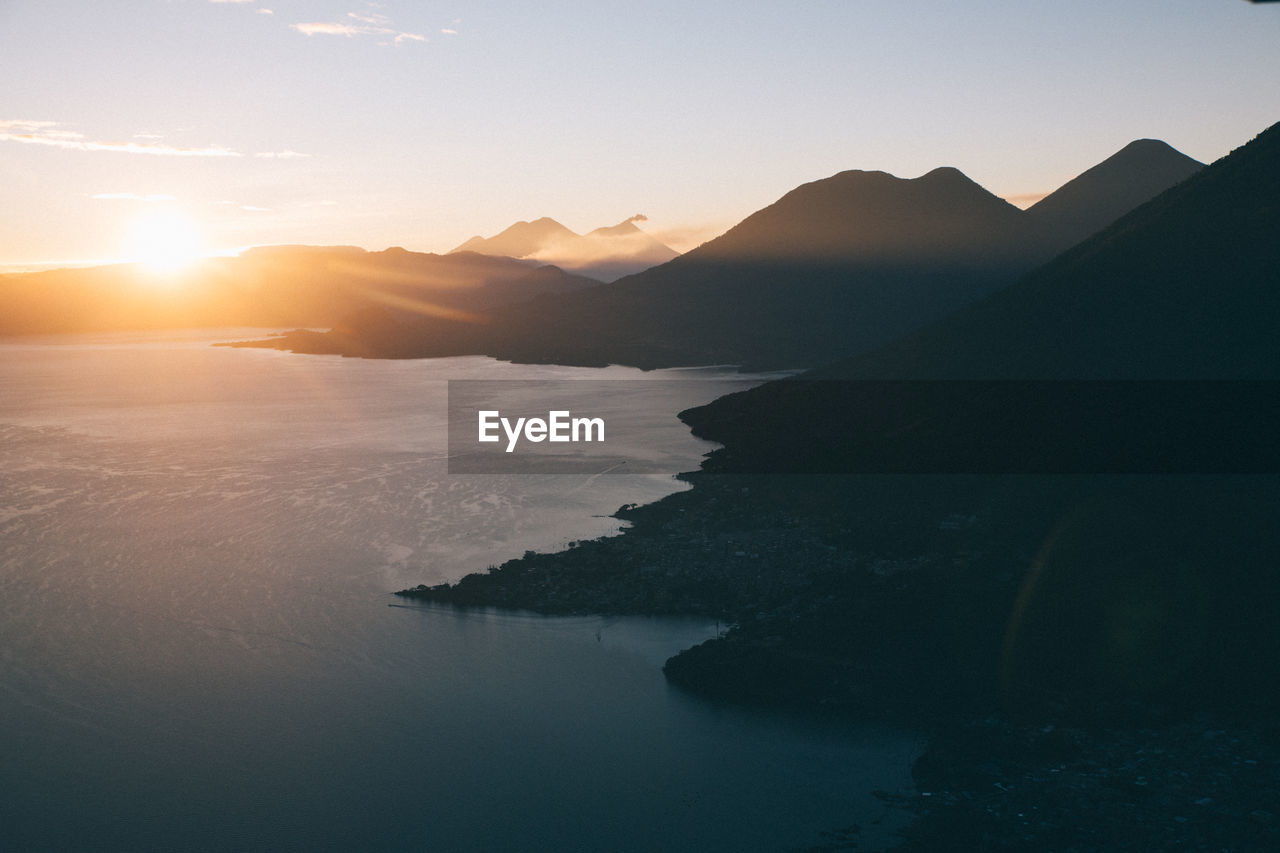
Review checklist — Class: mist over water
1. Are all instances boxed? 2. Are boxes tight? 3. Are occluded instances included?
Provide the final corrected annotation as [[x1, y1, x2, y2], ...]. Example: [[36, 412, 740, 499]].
[[0, 331, 918, 852]]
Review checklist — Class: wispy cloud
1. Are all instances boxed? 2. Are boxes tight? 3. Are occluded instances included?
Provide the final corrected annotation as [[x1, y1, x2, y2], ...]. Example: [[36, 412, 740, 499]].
[[650, 223, 728, 254], [257, 8, 275, 14], [348, 11, 389, 26], [209, 0, 254, 4], [291, 22, 349, 36], [255, 149, 308, 159], [292, 7, 426, 45], [0, 121, 241, 157], [91, 193, 177, 202]]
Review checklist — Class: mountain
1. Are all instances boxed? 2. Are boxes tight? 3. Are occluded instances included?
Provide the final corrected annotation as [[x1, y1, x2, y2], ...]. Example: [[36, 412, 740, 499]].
[[255, 137, 1207, 371], [681, 120, 1280, 472], [1026, 138, 1204, 255], [451, 217, 581, 259], [0, 245, 598, 335], [664, 120, 1280, 725], [827, 125, 1278, 380], [449, 215, 678, 282], [477, 167, 1047, 369], [693, 166, 1034, 266]]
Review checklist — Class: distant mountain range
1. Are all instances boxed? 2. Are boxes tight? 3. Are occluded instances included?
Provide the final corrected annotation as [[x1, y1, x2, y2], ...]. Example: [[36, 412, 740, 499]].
[[450, 215, 679, 282], [0, 245, 598, 336], [263, 136, 1204, 369], [2, 136, 1209, 368]]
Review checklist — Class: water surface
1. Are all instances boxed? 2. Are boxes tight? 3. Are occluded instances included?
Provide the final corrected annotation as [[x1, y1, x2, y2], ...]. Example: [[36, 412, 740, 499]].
[[0, 330, 919, 851]]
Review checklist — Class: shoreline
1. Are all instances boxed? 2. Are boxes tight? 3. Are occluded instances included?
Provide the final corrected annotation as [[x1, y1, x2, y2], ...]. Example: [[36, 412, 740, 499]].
[[399, 467, 1280, 850]]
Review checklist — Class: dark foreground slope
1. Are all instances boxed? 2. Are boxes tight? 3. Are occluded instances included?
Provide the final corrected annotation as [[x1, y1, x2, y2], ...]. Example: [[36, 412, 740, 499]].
[[404, 122, 1280, 850], [671, 121, 1280, 849], [675, 120, 1280, 690]]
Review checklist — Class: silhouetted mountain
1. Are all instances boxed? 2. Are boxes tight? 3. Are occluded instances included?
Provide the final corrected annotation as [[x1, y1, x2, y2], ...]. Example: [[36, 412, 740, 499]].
[[681, 120, 1280, 471], [833, 126, 1278, 380], [0, 245, 598, 335], [450, 215, 678, 281], [663, 121, 1280, 729], [475, 167, 1046, 369], [1027, 139, 1204, 255], [698, 166, 1035, 265]]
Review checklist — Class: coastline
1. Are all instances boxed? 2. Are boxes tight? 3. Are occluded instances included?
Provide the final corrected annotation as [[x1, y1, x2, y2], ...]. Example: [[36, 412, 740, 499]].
[[400, 464, 1280, 850]]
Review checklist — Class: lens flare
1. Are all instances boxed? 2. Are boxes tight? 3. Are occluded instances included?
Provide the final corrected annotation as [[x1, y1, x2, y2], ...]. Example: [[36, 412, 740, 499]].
[[126, 210, 204, 272]]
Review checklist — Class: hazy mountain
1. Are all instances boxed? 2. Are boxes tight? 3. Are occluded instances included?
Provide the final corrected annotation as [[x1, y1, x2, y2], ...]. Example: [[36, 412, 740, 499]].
[[1027, 138, 1204, 255], [449, 215, 678, 282], [0, 245, 598, 335], [451, 217, 581, 259]]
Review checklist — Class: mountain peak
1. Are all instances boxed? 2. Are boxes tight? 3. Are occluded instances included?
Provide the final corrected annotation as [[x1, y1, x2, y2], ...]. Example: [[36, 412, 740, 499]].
[[1116, 138, 1179, 155], [588, 216, 648, 239], [919, 165, 970, 182], [693, 164, 1028, 266], [1026, 138, 1204, 251], [448, 213, 678, 281], [829, 120, 1280, 379]]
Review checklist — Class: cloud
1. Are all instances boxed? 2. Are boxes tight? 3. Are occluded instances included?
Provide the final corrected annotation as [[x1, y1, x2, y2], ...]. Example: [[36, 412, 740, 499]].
[[649, 223, 728, 253], [91, 193, 177, 202], [292, 22, 370, 37], [626, 214, 648, 224], [292, 8, 426, 45], [1, 121, 241, 157], [348, 11, 389, 25], [241, 205, 272, 212], [441, 28, 458, 35], [257, 8, 274, 14], [3, 120, 304, 161], [209, 0, 254, 4]]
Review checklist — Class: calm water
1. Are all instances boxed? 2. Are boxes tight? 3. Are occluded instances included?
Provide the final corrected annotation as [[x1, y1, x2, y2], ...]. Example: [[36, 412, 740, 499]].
[[0, 330, 919, 852]]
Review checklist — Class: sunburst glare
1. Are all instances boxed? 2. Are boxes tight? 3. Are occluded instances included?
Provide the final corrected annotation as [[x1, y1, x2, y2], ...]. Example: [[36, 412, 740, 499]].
[[126, 209, 205, 272]]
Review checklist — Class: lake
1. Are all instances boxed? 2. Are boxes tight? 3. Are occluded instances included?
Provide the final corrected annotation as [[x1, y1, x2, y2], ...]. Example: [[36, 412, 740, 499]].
[[0, 330, 919, 852]]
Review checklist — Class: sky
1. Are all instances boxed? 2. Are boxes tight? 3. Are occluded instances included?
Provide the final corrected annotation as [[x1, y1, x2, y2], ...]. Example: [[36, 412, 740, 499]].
[[1, 0, 1277, 270]]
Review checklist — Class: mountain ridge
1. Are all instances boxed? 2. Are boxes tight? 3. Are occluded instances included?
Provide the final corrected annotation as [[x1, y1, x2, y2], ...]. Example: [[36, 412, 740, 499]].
[[0, 245, 599, 336], [679, 119, 1280, 473]]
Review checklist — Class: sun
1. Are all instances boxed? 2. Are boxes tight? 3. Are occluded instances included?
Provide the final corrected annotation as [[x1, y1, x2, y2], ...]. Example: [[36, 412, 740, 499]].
[[126, 210, 205, 272]]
